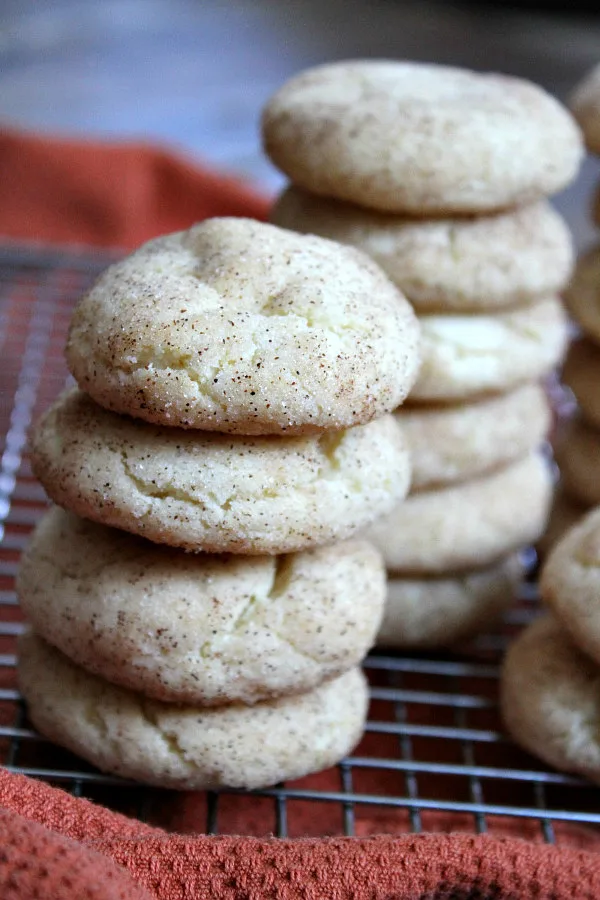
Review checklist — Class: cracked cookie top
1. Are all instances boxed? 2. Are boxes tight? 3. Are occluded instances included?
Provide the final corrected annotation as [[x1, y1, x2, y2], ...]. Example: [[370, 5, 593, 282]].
[[66, 217, 420, 434], [541, 507, 600, 669], [30, 389, 411, 554], [18, 632, 368, 790], [409, 295, 568, 402], [271, 188, 574, 313], [17, 507, 385, 705], [262, 60, 583, 214]]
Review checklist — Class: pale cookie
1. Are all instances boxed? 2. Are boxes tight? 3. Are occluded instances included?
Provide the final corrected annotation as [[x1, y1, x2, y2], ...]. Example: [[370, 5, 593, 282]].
[[562, 338, 600, 430], [271, 188, 574, 313], [377, 555, 522, 650], [66, 217, 420, 434], [17, 507, 385, 705], [363, 453, 552, 574], [565, 247, 600, 346], [398, 384, 551, 491], [553, 416, 600, 507], [410, 297, 568, 402], [501, 615, 600, 785], [262, 61, 582, 214], [541, 506, 600, 665], [30, 389, 411, 554], [18, 631, 368, 790], [571, 63, 600, 154], [536, 487, 586, 560]]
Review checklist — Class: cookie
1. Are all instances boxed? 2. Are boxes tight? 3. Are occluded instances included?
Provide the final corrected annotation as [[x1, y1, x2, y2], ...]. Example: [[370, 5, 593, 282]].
[[553, 416, 600, 507], [562, 338, 600, 430], [536, 487, 586, 560], [564, 246, 600, 343], [262, 61, 582, 214], [377, 555, 522, 649], [541, 506, 600, 665], [30, 389, 411, 554], [363, 453, 552, 574], [18, 631, 368, 790], [501, 615, 600, 785], [398, 383, 551, 491], [17, 507, 385, 705], [66, 217, 420, 434], [271, 188, 573, 313], [570, 62, 600, 154], [410, 296, 568, 402]]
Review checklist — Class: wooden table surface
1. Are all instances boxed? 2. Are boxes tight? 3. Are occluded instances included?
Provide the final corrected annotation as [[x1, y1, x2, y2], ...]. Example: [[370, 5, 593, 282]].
[[0, 0, 598, 246]]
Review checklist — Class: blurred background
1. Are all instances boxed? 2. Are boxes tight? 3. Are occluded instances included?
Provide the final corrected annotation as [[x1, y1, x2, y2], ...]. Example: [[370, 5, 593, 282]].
[[1, 0, 599, 246]]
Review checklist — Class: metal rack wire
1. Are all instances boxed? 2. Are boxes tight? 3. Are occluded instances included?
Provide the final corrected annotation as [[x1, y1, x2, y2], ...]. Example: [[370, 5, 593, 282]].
[[1, 242, 600, 842]]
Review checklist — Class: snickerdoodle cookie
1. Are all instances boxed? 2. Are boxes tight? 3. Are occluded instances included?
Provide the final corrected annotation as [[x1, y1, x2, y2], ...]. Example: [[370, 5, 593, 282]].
[[541, 507, 600, 666], [18, 507, 385, 705], [18, 631, 368, 790], [536, 488, 586, 560], [410, 297, 568, 402], [66, 217, 420, 434], [562, 338, 600, 431], [397, 383, 550, 491], [553, 416, 600, 508], [262, 61, 582, 214], [377, 555, 522, 649], [363, 453, 552, 574], [564, 245, 600, 344], [271, 188, 573, 312], [501, 614, 600, 785], [571, 62, 600, 154], [30, 390, 411, 554]]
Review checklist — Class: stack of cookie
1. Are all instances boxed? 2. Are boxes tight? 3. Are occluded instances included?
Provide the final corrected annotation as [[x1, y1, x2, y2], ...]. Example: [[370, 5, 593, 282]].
[[542, 63, 600, 550], [502, 507, 600, 785], [17, 217, 421, 789], [264, 60, 583, 648]]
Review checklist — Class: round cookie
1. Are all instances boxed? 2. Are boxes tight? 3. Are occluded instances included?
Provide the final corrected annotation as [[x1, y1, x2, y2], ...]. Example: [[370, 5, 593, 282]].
[[564, 246, 600, 344], [562, 338, 600, 430], [410, 296, 568, 402], [30, 389, 411, 555], [66, 217, 420, 434], [541, 506, 600, 666], [570, 62, 600, 154], [17, 631, 368, 790], [271, 188, 574, 313], [553, 416, 600, 507], [377, 555, 523, 650], [17, 507, 385, 705], [397, 383, 551, 491], [501, 615, 600, 785], [536, 487, 586, 560], [262, 61, 583, 214], [363, 453, 552, 574]]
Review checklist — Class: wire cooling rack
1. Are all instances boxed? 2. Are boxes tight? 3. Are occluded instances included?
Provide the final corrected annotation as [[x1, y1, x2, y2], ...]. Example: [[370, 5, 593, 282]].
[[1, 241, 600, 842]]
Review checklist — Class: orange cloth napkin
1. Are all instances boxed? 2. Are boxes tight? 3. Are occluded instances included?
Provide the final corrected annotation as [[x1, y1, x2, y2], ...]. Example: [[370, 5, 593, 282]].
[[1, 126, 600, 898], [2, 768, 600, 900], [0, 128, 269, 249]]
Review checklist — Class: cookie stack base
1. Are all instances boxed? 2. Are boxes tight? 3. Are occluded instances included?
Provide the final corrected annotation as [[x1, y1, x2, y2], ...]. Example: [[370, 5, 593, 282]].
[[18, 631, 368, 791]]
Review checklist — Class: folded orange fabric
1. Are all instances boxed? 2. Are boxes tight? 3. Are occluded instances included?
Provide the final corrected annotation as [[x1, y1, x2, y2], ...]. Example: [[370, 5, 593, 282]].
[[0, 128, 269, 249], [2, 768, 600, 900]]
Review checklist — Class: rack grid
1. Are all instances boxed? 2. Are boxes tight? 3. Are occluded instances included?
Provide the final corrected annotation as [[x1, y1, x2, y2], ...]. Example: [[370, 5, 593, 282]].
[[1, 242, 598, 842]]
